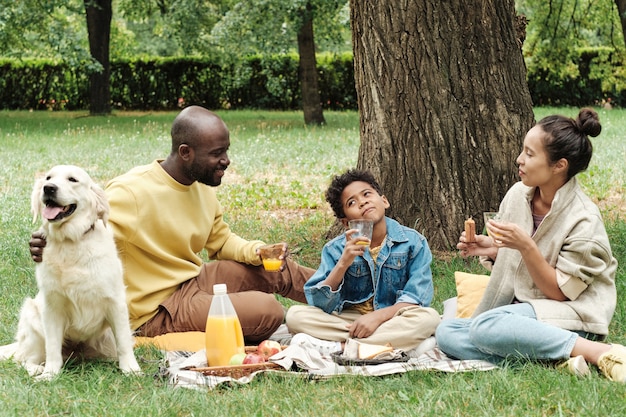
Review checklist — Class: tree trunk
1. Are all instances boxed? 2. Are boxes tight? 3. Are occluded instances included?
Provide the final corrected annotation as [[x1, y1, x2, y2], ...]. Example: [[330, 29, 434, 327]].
[[350, 0, 535, 250], [297, 2, 325, 125], [84, 0, 112, 115]]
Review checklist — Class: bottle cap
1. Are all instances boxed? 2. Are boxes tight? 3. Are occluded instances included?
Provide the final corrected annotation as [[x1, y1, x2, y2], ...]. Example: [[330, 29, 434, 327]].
[[213, 283, 227, 295]]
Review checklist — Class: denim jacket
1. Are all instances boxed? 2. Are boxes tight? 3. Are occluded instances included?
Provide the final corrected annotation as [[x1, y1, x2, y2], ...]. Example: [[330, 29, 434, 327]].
[[305, 217, 434, 314]]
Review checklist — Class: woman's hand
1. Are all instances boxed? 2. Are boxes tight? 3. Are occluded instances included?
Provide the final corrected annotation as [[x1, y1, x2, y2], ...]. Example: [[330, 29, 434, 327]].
[[486, 220, 533, 252], [488, 220, 565, 301], [458, 231, 497, 258]]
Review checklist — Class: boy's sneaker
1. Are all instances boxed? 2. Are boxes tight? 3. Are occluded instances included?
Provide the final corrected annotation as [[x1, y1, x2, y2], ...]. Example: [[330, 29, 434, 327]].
[[406, 336, 437, 358], [597, 344, 626, 382], [559, 355, 590, 377], [290, 333, 341, 356], [268, 324, 293, 346]]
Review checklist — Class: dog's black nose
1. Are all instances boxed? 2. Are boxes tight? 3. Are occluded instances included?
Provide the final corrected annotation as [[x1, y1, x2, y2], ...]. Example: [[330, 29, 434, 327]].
[[43, 184, 57, 196]]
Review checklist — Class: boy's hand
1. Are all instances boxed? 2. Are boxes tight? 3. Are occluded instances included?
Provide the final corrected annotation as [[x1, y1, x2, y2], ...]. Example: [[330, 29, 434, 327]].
[[340, 229, 368, 263], [29, 230, 47, 263], [346, 310, 386, 339]]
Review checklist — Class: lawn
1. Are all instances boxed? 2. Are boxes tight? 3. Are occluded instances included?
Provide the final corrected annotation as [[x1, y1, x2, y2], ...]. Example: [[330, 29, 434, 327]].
[[0, 108, 624, 416]]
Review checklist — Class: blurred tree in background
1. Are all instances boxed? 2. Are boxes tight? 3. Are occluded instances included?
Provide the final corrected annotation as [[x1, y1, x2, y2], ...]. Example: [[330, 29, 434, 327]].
[[1, 0, 626, 114]]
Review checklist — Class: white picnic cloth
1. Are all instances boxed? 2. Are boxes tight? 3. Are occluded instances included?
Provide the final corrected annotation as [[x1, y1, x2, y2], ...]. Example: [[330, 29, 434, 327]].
[[164, 345, 497, 390]]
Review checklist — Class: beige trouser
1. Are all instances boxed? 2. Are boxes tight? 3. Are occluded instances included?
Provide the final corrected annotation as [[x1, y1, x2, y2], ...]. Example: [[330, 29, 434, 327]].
[[285, 304, 441, 351]]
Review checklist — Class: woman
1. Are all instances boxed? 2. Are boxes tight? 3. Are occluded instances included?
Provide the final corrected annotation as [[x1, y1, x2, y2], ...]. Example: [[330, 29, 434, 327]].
[[436, 108, 624, 382]]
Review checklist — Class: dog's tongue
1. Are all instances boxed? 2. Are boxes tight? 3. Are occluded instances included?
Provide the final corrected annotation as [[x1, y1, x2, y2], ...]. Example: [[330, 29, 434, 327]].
[[42, 206, 65, 220]]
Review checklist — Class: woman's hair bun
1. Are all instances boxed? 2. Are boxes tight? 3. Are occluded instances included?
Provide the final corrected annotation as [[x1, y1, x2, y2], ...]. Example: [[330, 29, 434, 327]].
[[576, 108, 602, 137]]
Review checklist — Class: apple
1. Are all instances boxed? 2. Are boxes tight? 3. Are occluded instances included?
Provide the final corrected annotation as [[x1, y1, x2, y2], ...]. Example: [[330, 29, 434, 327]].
[[228, 352, 246, 365], [242, 353, 266, 364], [257, 339, 282, 360]]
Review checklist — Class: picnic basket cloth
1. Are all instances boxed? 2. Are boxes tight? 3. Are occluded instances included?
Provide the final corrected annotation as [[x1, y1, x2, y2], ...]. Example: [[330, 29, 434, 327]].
[[162, 344, 497, 390]]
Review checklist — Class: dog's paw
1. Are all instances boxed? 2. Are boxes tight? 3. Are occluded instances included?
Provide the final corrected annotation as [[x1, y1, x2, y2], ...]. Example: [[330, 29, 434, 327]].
[[35, 362, 62, 381], [0, 342, 18, 360], [120, 365, 143, 377], [22, 362, 45, 377], [119, 356, 143, 376], [35, 370, 60, 382]]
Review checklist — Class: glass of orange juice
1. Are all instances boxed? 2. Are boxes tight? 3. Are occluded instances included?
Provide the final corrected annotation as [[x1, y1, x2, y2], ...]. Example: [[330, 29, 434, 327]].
[[483, 212, 502, 239], [258, 244, 283, 272], [348, 219, 374, 247]]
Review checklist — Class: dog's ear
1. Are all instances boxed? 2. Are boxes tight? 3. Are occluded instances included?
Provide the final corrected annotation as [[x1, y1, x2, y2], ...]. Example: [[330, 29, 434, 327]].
[[91, 183, 110, 225], [30, 177, 44, 223]]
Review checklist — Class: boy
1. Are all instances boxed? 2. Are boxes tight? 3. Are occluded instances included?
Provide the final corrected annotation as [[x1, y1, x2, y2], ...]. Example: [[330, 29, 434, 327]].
[[286, 169, 440, 355]]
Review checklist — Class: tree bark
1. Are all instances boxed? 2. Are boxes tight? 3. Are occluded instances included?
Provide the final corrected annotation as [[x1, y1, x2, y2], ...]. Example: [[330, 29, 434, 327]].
[[350, 0, 535, 250], [297, 2, 325, 125], [84, 0, 112, 115]]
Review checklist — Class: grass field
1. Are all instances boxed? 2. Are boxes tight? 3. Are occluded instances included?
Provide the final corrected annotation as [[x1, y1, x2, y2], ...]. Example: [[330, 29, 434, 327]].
[[0, 108, 624, 416]]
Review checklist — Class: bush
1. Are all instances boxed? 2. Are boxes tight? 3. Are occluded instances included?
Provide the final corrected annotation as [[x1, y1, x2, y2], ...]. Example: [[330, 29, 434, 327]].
[[526, 46, 626, 107], [0, 58, 89, 110], [221, 54, 300, 110], [0, 54, 356, 111], [2, 49, 626, 111], [110, 57, 224, 110]]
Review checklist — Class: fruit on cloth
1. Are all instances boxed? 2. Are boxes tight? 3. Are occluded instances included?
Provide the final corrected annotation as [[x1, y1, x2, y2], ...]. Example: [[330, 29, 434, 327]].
[[257, 340, 282, 359], [228, 353, 246, 365], [242, 353, 266, 364]]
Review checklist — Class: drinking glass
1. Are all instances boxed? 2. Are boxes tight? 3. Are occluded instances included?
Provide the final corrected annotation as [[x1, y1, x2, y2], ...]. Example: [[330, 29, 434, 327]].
[[258, 244, 283, 272], [483, 212, 502, 238], [348, 219, 374, 246]]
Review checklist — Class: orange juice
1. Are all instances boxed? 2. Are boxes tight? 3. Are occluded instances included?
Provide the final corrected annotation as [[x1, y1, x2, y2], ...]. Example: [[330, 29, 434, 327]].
[[356, 241, 369, 246], [483, 212, 502, 239], [262, 258, 282, 271], [205, 315, 245, 366], [485, 223, 502, 239]]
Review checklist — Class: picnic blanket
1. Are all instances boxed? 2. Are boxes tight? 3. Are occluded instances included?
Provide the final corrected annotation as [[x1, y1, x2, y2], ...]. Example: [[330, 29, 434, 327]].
[[163, 344, 497, 390]]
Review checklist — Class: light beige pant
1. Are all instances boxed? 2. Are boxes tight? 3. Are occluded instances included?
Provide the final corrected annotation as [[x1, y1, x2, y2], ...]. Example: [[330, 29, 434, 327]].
[[286, 304, 441, 351]]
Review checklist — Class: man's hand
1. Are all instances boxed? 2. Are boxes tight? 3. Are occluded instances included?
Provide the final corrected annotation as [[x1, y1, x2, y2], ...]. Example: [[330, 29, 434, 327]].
[[29, 230, 47, 263], [256, 242, 289, 271]]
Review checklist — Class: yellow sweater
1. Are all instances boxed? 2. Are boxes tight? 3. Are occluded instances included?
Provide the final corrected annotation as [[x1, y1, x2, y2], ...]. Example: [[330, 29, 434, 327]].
[[105, 160, 264, 330]]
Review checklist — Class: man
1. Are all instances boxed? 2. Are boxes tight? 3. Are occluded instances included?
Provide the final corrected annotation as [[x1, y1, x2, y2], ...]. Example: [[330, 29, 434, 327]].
[[31, 106, 314, 342]]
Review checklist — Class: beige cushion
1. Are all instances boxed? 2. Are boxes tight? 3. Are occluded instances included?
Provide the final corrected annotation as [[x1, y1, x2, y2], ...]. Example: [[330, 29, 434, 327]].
[[454, 271, 490, 318], [135, 331, 206, 352]]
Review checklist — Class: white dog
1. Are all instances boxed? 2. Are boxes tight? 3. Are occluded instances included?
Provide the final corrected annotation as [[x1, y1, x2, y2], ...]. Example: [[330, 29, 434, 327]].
[[8, 165, 141, 380]]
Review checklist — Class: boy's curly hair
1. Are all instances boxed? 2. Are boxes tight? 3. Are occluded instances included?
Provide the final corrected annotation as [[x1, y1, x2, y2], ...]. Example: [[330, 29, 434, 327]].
[[325, 169, 383, 219]]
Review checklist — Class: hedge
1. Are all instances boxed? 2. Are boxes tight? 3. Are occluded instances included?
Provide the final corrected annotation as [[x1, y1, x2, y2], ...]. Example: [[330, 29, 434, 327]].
[[0, 48, 624, 111], [526, 47, 626, 107], [0, 53, 356, 111]]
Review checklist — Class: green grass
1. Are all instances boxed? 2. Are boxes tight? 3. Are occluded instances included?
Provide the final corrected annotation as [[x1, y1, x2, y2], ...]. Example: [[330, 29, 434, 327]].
[[0, 108, 624, 416]]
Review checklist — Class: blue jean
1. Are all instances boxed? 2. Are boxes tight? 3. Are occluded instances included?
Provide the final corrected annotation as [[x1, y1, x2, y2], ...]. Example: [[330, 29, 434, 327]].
[[435, 303, 579, 364]]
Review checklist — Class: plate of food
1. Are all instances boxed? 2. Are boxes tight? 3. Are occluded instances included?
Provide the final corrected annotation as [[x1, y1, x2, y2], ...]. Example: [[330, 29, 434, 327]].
[[330, 339, 409, 366]]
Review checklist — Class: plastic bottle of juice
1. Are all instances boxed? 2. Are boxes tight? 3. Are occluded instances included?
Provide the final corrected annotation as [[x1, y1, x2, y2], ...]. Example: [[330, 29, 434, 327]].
[[205, 284, 245, 366]]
